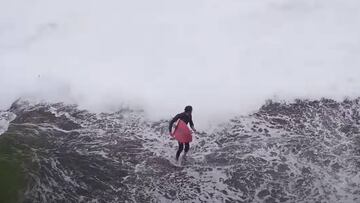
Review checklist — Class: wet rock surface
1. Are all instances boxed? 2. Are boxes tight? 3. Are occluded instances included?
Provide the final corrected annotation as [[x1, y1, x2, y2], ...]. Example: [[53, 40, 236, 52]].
[[1, 98, 360, 202]]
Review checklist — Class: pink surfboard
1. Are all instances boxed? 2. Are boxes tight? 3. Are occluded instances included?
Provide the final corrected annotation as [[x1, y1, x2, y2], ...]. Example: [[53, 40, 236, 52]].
[[172, 120, 193, 143]]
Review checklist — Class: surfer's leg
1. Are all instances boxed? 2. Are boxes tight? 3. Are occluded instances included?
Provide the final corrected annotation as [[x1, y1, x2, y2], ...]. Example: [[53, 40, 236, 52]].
[[184, 143, 190, 153], [176, 142, 184, 161], [183, 143, 190, 159]]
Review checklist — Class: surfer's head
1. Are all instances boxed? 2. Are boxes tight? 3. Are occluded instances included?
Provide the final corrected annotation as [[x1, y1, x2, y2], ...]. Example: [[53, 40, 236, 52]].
[[184, 105, 193, 113]]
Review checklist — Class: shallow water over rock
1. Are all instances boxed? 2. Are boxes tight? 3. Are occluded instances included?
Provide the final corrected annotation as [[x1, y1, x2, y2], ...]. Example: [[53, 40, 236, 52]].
[[1, 98, 360, 202]]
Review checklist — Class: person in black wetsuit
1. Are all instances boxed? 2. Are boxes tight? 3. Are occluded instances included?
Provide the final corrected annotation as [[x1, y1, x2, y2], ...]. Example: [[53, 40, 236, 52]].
[[169, 105, 197, 161]]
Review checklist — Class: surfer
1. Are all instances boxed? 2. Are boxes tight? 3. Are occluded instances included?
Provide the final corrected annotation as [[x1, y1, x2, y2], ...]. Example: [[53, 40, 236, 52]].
[[169, 106, 197, 161]]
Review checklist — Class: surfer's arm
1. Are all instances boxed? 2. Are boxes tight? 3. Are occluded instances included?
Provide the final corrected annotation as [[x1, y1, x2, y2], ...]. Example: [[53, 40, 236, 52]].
[[189, 116, 196, 132], [169, 114, 180, 133]]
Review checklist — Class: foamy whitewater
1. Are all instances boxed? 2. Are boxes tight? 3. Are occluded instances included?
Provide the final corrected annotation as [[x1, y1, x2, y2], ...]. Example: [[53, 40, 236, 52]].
[[0, 111, 16, 135], [1, 0, 360, 202], [1, 98, 360, 202], [1, 0, 360, 126]]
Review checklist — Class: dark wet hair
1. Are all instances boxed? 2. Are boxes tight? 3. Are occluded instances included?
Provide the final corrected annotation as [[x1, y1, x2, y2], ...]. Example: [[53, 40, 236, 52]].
[[184, 105, 193, 112]]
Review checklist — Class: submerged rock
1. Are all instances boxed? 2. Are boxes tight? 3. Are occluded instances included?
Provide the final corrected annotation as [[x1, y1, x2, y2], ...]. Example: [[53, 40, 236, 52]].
[[0, 98, 360, 202]]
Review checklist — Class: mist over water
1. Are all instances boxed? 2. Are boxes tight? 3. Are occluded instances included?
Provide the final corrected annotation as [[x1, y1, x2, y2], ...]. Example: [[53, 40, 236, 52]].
[[1, 0, 360, 128]]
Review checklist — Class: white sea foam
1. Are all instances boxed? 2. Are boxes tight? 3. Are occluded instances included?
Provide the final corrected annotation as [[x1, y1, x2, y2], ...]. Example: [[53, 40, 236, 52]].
[[0, 111, 16, 136], [0, 0, 360, 129]]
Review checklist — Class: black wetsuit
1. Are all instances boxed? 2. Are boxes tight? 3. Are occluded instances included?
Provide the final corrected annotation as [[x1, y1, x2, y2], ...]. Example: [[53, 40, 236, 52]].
[[169, 112, 194, 133], [169, 112, 195, 160]]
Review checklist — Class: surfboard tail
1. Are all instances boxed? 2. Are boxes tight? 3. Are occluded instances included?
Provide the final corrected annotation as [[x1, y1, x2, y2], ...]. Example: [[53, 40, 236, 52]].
[[173, 120, 192, 143]]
